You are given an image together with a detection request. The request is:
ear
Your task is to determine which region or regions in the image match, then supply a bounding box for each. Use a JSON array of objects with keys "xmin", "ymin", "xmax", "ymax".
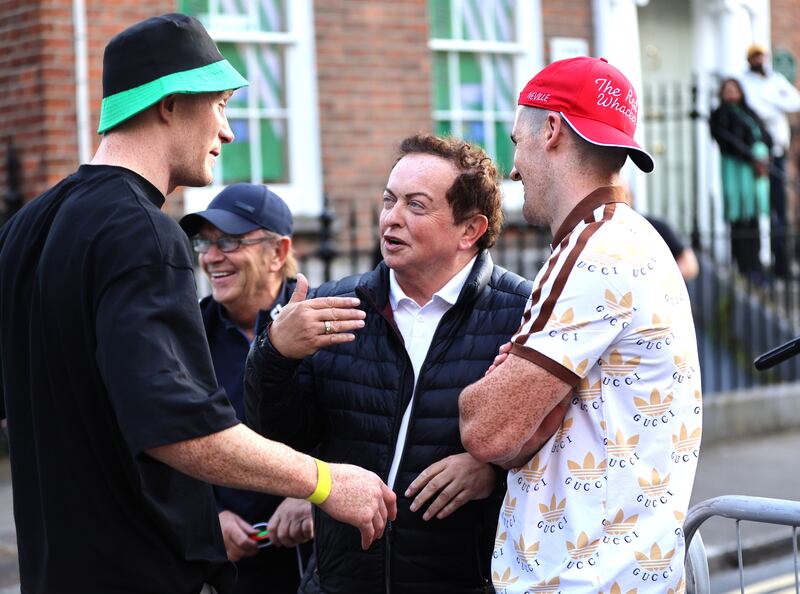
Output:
[
  {"xmin": 543, "ymin": 112, "xmax": 565, "ymax": 151},
  {"xmin": 155, "ymin": 94, "xmax": 179, "ymax": 125},
  {"xmin": 268, "ymin": 237, "xmax": 291, "ymax": 273},
  {"xmin": 459, "ymin": 213, "xmax": 489, "ymax": 251}
]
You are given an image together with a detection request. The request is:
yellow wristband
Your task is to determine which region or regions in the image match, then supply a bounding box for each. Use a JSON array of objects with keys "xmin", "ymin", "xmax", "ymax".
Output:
[{"xmin": 306, "ymin": 458, "xmax": 332, "ymax": 505}]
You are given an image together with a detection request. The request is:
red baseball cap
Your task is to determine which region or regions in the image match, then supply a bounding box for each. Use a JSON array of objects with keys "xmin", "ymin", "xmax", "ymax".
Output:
[{"xmin": 518, "ymin": 56, "xmax": 654, "ymax": 173}]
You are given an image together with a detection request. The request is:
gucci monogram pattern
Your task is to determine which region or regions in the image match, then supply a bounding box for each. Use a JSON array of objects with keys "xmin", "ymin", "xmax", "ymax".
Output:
[{"xmin": 494, "ymin": 199, "xmax": 701, "ymax": 593}]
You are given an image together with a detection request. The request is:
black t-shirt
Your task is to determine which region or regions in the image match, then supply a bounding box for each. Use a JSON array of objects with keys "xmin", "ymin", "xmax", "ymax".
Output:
[
  {"xmin": 645, "ymin": 216, "xmax": 686, "ymax": 259},
  {"xmin": 0, "ymin": 165, "xmax": 239, "ymax": 594}
]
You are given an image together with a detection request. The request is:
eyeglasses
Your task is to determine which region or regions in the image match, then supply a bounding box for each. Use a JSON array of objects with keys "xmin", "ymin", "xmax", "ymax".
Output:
[{"xmin": 192, "ymin": 235, "xmax": 272, "ymax": 254}]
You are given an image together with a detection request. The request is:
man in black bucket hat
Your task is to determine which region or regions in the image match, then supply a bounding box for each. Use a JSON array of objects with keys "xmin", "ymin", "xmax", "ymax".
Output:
[{"xmin": 0, "ymin": 13, "xmax": 394, "ymax": 594}]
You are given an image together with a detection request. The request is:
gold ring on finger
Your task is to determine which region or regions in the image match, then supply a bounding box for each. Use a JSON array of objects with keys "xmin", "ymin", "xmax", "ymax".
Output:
[{"xmin": 324, "ymin": 320, "xmax": 333, "ymax": 335}]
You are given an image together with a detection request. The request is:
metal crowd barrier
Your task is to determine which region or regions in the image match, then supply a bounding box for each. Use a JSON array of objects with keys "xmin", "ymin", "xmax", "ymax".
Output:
[{"xmin": 684, "ymin": 495, "xmax": 800, "ymax": 594}]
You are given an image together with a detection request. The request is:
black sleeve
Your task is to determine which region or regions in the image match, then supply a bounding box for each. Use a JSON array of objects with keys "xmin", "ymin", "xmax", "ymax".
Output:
[
  {"xmin": 0, "ymin": 229, "xmax": 5, "ymax": 421},
  {"xmin": 709, "ymin": 106, "xmax": 753, "ymax": 160},
  {"xmin": 244, "ymin": 325, "xmax": 321, "ymax": 453},
  {"xmin": 0, "ymin": 361, "xmax": 4, "ymax": 421},
  {"xmin": 95, "ymin": 263, "xmax": 239, "ymax": 456},
  {"xmin": 645, "ymin": 217, "xmax": 684, "ymax": 258},
  {"xmin": 744, "ymin": 105, "xmax": 773, "ymax": 150}
]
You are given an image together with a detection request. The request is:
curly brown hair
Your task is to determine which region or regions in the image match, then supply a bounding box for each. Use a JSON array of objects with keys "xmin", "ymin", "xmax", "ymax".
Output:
[{"xmin": 396, "ymin": 133, "xmax": 504, "ymax": 250}]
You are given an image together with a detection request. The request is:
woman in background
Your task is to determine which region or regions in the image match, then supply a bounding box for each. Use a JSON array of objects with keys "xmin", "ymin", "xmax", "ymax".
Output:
[{"xmin": 710, "ymin": 77, "xmax": 772, "ymax": 281}]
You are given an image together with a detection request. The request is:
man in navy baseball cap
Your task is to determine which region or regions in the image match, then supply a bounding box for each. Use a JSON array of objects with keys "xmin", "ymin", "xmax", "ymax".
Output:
[{"xmin": 181, "ymin": 185, "xmax": 308, "ymax": 593}]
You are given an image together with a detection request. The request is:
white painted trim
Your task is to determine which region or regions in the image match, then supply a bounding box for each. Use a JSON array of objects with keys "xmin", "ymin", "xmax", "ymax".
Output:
[
  {"xmin": 482, "ymin": 53, "xmax": 497, "ymax": 157},
  {"xmin": 225, "ymin": 107, "xmax": 290, "ymax": 119},
  {"xmin": 185, "ymin": 0, "xmax": 323, "ymax": 217},
  {"xmin": 183, "ymin": 182, "xmax": 311, "ymax": 215},
  {"xmin": 286, "ymin": 0, "xmax": 323, "ymax": 216},
  {"xmin": 433, "ymin": 109, "xmax": 515, "ymax": 121},
  {"xmin": 428, "ymin": 39, "xmax": 527, "ymax": 54},
  {"xmin": 207, "ymin": 31, "xmax": 297, "ymax": 44},
  {"xmin": 592, "ymin": 0, "xmax": 648, "ymax": 209},
  {"xmin": 689, "ymin": 0, "xmax": 771, "ymax": 261},
  {"xmin": 72, "ymin": 0, "xmax": 91, "ymax": 164},
  {"xmin": 429, "ymin": 0, "xmax": 542, "ymax": 213},
  {"xmin": 515, "ymin": 0, "xmax": 543, "ymax": 75}
]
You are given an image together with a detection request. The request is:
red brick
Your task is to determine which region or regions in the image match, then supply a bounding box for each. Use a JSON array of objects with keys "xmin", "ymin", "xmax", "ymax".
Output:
[{"xmin": 772, "ymin": 0, "xmax": 800, "ymax": 218}]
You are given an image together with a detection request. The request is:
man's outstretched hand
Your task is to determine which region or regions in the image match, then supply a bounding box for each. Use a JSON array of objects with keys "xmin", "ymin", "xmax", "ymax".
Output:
[{"xmin": 320, "ymin": 463, "xmax": 397, "ymax": 550}]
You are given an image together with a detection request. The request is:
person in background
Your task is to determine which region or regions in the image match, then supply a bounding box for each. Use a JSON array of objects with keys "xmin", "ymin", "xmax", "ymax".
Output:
[
  {"xmin": 621, "ymin": 181, "xmax": 700, "ymax": 283},
  {"xmin": 710, "ymin": 77, "xmax": 772, "ymax": 281},
  {"xmin": 740, "ymin": 43, "xmax": 800, "ymax": 279},
  {"xmin": 644, "ymin": 216, "xmax": 699, "ymax": 282},
  {"xmin": 180, "ymin": 183, "xmax": 313, "ymax": 593},
  {"xmin": 245, "ymin": 133, "xmax": 533, "ymax": 594}
]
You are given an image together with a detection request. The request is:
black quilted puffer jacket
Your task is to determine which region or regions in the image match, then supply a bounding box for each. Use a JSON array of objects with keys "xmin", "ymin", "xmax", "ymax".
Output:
[{"xmin": 244, "ymin": 251, "xmax": 532, "ymax": 594}]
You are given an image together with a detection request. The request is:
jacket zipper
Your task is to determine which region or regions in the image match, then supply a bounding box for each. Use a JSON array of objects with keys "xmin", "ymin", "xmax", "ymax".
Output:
[
  {"xmin": 384, "ymin": 326, "xmax": 411, "ymax": 594},
  {"xmin": 357, "ymin": 286, "xmax": 409, "ymax": 594},
  {"xmin": 358, "ymin": 284, "xmax": 471, "ymax": 594},
  {"xmin": 384, "ymin": 304, "xmax": 469, "ymax": 594}
]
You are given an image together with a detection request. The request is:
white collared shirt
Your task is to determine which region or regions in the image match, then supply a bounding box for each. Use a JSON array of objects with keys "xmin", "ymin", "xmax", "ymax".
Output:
[{"xmin": 385, "ymin": 255, "xmax": 477, "ymax": 490}]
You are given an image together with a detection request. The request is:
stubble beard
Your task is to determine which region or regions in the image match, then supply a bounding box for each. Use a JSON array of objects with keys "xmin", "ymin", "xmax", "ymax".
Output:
[
  {"xmin": 522, "ymin": 193, "xmax": 548, "ymax": 228},
  {"xmin": 174, "ymin": 160, "xmax": 213, "ymax": 189},
  {"xmin": 520, "ymin": 170, "xmax": 553, "ymax": 229}
]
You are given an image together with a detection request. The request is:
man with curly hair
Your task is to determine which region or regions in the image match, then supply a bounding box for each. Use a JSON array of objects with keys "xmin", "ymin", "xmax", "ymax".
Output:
[{"xmin": 245, "ymin": 133, "xmax": 533, "ymax": 593}]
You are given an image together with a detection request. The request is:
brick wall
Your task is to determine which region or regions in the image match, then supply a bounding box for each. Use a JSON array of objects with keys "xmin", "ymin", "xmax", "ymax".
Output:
[
  {"xmin": 771, "ymin": 0, "xmax": 800, "ymax": 223},
  {"xmin": 540, "ymin": 0, "xmax": 593, "ymax": 63},
  {"xmin": 771, "ymin": 0, "xmax": 800, "ymax": 92},
  {"xmin": 83, "ymin": 1, "xmax": 178, "ymax": 215},
  {"xmin": 84, "ymin": 1, "xmax": 176, "ymax": 145},
  {"xmin": 314, "ymin": 0, "xmax": 432, "ymax": 250},
  {"xmin": 0, "ymin": 1, "xmax": 173, "ymax": 218},
  {"xmin": 0, "ymin": 0, "xmax": 75, "ymax": 211}
]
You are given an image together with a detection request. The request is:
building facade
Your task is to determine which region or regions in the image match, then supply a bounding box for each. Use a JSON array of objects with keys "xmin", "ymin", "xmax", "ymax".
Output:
[{"xmin": 1, "ymin": 0, "xmax": 798, "ymax": 258}]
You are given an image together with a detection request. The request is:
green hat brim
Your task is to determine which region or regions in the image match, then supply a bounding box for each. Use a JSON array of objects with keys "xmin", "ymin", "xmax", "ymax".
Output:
[{"xmin": 97, "ymin": 59, "xmax": 248, "ymax": 134}]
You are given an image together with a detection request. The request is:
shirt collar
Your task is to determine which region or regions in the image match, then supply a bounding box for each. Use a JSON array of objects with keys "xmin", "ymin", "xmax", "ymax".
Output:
[
  {"xmin": 77, "ymin": 164, "xmax": 165, "ymax": 209},
  {"xmin": 389, "ymin": 254, "xmax": 477, "ymax": 310},
  {"xmin": 551, "ymin": 186, "xmax": 628, "ymax": 248}
]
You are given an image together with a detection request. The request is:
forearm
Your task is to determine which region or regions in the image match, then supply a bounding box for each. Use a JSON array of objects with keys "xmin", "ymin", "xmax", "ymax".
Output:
[
  {"xmin": 460, "ymin": 354, "xmax": 571, "ymax": 464},
  {"xmin": 147, "ymin": 423, "xmax": 317, "ymax": 499},
  {"xmin": 773, "ymin": 77, "xmax": 800, "ymax": 112},
  {"xmin": 244, "ymin": 331, "xmax": 319, "ymax": 450},
  {"xmin": 495, "ymin": 429, "xmax": 554, "ymax": 469},
  {"xmin": 460, "ymin": 376, "xmax": 538, "ymax": 463}
]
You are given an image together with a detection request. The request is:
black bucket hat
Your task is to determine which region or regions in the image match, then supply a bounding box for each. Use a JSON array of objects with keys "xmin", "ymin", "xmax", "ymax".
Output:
[{"xmin": 97, "ymin": 13, "xmax": 248, "ymax": 134}]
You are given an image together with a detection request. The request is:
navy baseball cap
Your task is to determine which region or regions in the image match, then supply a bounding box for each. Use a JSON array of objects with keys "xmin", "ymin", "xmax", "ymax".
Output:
[{"xmin": 180, "ymin": 183, "xmax": 293, "ymax": 237}]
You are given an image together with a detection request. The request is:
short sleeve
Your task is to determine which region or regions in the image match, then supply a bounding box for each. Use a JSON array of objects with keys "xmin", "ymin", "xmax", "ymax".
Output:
[
  {"xmin": 95, "ymin": 262, "xmax": 238, "ymax": 455},
  {"xmin": 510, "ymin": 225, "xmax": 633, "ymax": 386}
]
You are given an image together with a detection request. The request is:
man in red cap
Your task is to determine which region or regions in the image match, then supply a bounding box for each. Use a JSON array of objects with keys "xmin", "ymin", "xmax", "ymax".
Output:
[{"xmin": 459, "ymin": 57, "xmax": 701, "ymax": 592}]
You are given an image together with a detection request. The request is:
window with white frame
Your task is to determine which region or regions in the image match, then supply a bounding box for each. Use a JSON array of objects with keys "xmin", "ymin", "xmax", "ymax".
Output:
[
  {"xmin": 428, "ymin": 0, "xmax": 541, "ymax": 210},
  {"xmin": 179, "ymin": 0, "xmax": 322, "ymax": 216}
]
